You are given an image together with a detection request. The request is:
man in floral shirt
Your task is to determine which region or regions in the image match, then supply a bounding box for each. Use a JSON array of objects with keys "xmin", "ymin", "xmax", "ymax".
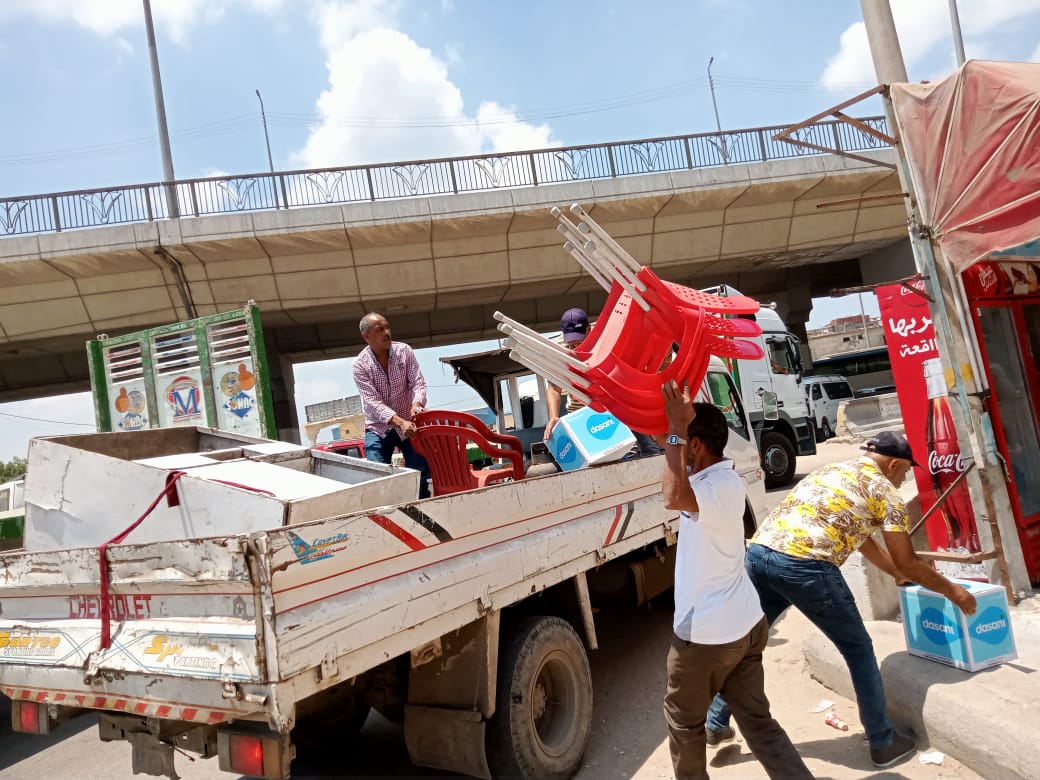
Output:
[
  {"xmin": 705, "ymin": 432, "xmax": 977, "ymax": 770},
  {"xmin": 352, "ymin": 313, "xmax": 431, "ymax": 498}
]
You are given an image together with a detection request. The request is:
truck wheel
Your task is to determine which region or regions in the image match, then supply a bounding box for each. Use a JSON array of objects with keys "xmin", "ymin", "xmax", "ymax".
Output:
[
  {"xmin": 760, "ymin": 431, "xmax": 796, "ymax": 488},
  {"xmin": 293, "ymin": 690, "xmax": 370, "ymax": 754},
  {"xmin": 487, "ymin": 616, "xmax": 593, "ymax": 780},
  {"xmin": 820, "ymin": 419, "xmax": 833, "ymax": 441}
]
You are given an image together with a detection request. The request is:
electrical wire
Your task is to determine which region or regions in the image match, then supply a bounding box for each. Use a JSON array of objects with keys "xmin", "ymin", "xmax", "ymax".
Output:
[
  {"xmin": 0, "ymin": 410, "xmax": 95, "ymax": 427},
  {"xmin": 0, "ymin": 71, "xmax": 878, "ymax": 170}
]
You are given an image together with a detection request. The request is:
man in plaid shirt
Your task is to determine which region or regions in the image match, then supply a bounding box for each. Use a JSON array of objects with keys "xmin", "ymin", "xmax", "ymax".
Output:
[{"xmin": 352, "ymin": 313, "xmax": 431, "ymax": 498}]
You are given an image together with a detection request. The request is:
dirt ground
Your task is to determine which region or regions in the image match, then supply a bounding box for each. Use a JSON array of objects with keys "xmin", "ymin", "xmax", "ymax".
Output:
[
  {"xmin": 571, "ymin": 438, "xmax": 980, "ymax": 779},
  {"xmin": 573, "ymin": 601, "xmax": 979, "ymax": 780}
]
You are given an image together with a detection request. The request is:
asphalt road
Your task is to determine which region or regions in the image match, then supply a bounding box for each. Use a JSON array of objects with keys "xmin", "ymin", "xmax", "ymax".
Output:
[{"xmin": 5, "ymin": 441, "xmax": 976, "ymax": 780}]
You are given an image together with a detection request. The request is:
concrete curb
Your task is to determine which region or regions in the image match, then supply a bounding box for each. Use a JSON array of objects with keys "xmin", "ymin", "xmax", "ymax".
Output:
[{"xmin": 804, "ymin": 619, "xmax": 1038, "ymax": 780}]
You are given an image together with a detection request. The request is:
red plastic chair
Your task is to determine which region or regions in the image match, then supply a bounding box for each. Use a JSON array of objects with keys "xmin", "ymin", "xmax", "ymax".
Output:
[
  {"xmin": 410, "ymin": 423, "xmax": 524, "ymax": 496},
  {"xmin": 414, "ymin": 409, "xmax": 522, "ymax": 453}
]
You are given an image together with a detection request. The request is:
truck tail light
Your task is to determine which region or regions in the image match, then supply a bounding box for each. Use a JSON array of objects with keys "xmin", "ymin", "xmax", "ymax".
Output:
[
  {"xmin": 227, "ymin": 734, "xmax": 264, "ymax": 776},
  {"xmin": 218, "ymin": 729, "xmax": 293, "ymax": 779}
]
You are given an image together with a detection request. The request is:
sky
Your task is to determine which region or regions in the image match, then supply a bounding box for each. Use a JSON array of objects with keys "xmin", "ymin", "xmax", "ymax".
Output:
[{"xmin": 2, "ymin": 0, "xmax": 1040, "ymax": 459}]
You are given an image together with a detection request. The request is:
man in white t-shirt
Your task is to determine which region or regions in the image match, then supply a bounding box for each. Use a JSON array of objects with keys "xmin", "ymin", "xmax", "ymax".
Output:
[{"xmin": 659, "ymin": 380, "xmax": 809, "ymax": 780}]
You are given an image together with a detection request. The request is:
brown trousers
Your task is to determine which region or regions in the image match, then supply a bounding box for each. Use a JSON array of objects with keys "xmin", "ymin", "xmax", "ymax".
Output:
[{"xmin": 663, "ymin": 617, "xmax": 812, "ymax": 780}]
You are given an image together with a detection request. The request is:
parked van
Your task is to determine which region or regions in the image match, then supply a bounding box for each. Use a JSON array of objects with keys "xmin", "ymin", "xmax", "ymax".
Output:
[{"xmin": 803, "ymin": 374, "xmax": 855, "ymax": 441}]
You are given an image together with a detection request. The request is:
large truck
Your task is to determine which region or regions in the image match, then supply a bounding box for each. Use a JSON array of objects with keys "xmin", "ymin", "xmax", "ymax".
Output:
[
  {"xmin": 703, "ymin": 285, "xmax": 817, "ymax": 488},
  {"xmin": 0, "ymin": 354, "xmax": 764, "ymax": 780}
]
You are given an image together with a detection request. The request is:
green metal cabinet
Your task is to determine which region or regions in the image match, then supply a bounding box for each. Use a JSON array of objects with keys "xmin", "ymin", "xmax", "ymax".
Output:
[{"xmin": 87, "ymin": 304, "xmax": 276, "ymax": 438}]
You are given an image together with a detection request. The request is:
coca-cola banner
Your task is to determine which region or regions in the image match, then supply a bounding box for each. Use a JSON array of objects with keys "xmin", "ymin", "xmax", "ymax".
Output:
[{"xmin": 876, "ymin": 282, "xmax": 985, "ymax": 578}]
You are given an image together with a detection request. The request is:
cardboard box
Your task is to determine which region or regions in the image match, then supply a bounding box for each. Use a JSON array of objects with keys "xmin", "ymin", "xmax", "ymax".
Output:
[
  {"xmin": 548, "ymin": 406, "xmax": 636, "ymax": 471},
  {"xmin": 899, "ymin": 579, "xmax": 1017, "ymax": 672}
]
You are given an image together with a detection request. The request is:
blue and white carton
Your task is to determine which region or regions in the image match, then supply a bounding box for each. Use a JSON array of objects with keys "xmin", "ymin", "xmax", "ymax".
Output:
[
  {"xmin": 548, "ymin": 406, "xmax": 636, "ymax": 472},
  {"xmin": 898, "ymin": 578, "xmax": 1017, "ymax": 672}
]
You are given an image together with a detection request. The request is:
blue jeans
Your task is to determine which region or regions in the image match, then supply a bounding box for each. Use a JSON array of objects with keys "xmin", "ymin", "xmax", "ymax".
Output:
[
  {"xmin": 706, "ymin": 543, "xmax": 894, "ymax": 749},
  {"xmin": 365, "ymin": 429, "xmax": 431, "ymax": 499}
]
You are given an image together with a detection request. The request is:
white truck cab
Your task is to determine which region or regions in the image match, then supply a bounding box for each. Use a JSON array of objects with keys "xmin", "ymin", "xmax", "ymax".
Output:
[{"xmin": 701, "ymin": 286, "xmax": 817, "ymax": 488}]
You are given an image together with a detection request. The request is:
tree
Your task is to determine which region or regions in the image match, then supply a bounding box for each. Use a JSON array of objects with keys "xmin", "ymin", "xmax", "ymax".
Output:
[{"xmin": 0, "ymin": 457, "xmax": 26, "ymax": 483}]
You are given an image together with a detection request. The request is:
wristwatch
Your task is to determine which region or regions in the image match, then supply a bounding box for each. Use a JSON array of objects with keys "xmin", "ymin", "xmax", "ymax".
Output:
[{"xmin": 666, "ymin": 433, "xmax": 688, "ymax": 446}]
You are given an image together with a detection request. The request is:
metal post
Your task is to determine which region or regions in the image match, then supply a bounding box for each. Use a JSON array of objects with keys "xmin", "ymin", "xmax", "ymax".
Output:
[
  {"xmin": 859, "ymin": 0, "xmax": 1030, "ymax": 595},
  {"xmin": 142, "ymin": 0, "xmax": 179, "ymax": 218},
  {"xmin": 857, "ymin": 292, "xmax": 869, "ymax": 345},
  {"xmin": 948, "ymin": 0, "xmax": 967, "ymax": 66},
  {"xmin": 255, "ymin": 89, "xmax": 279, "ymax": 208},
  {"xmin": 707, "ymin": 57, "xmax": 729, "ymax": 163}
]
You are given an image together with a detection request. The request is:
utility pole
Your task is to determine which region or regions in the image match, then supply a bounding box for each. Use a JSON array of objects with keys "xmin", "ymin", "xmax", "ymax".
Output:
[
  {"xmin": 857, "ymin": 293, "xmax": 870, "ymax": 345},
  {"xmin": 707, "ymin": 57, "xmax": 729, "ymax": 163},
  {"xmin": 947, "ymin": 0, "xmax": 967, "ymax": 66},
  {"xmin": 255, "ymin": 89, "xmax": 279, "ymax": 208},
  {"xmin": 859, "ymin": 0, "xmax": 1030, "ymax": 593},
  {"xmin": 142, "ymin": 0, "xmax": 178, "ymax": 218}
]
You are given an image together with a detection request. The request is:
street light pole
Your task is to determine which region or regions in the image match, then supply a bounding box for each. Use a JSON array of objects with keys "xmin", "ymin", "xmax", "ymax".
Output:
[
  {"xmin": 255, "ymin": 89, "xmax": 280, "ymax": 208},
  {"xmin": 707, "ymin": 57, "xmax": 729, "ymax": 163},
  {"xmin": 142, "ymin": 0, "xmax": 178, "ymax": 217},
  {"xmin": 947, "ymin": 0, "xmax": 967, "ymax": 66},
  {"xmin": 255, "ymin": 90, "xmax": 276, "ymax": 176},
  {"xmin": 859, "ymin": 0, "xmax": 1029, "ymax": 594}
]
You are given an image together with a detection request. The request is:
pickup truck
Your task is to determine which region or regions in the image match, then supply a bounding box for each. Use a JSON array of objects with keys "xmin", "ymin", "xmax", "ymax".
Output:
[{"xmin": 0, "ymin": 353, "xmax": 764, "ymax": 780}]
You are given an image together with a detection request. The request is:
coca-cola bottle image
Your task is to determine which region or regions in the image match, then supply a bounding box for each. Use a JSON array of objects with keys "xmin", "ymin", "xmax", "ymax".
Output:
[{"xmin": 923, "ymin": 358, "xmax": 980, "ymax": 553}]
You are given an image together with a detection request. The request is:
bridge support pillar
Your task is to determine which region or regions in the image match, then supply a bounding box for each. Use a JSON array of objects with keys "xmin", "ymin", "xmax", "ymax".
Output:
[
  {"xmin": 266, "ymin": 350, "xmax": 301, "ymax": 444},
  {"xmin": 770, "ymin": 283, "xmax": 813, "ymax": 343}
]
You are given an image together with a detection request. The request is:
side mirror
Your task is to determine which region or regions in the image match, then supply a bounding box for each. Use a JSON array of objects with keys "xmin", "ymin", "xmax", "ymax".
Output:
[{"xmin": 761, "ymin": 391, "xmax": 780, "ymax": 421}]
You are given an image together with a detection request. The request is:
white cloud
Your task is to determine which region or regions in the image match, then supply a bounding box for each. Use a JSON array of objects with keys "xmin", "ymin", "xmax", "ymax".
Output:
[
  {"xmin": 1030, "ymin": 41, "xmax": 1040, "ymax": 62},
  {"xmin": 0, "ymin": 0, "xmax": 288, "ymax": 42},
  {"xmin": 295, "ymin": 21, "xmax": 556, "ymax": 169},
  {"xmin": 821, "ymin": 0, "xmax": 1040, "ymax": 87},
  {"xmin": 310, "ymin": 0, "xmax": 399, "ymax": 51}
]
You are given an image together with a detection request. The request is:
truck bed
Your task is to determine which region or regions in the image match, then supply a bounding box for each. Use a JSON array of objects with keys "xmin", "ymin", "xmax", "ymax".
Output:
[{"xmin": 0, "ymin": 456, "xmax": 672, "ymax": 732}]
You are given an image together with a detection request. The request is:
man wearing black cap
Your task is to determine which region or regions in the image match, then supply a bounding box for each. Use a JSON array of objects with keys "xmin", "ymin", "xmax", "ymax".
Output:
[{"xmin": 705, "ymin": 431, "xmax": 978, "ymax": 769}]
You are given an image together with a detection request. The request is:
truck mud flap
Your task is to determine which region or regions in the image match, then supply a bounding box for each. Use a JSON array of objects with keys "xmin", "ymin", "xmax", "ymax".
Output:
[{"xmin": 404, "ymin": 704, "xmax": 491, "ymax": 780}]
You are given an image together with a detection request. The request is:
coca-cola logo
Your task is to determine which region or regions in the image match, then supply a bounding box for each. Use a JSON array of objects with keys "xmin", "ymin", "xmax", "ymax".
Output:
[
  {"xmin": 975, "ymin": 264, "xmax": 998, "ymax": 294},
  {"xmin": 898, "ymin": 280, "xmax": 929, "ymax": 308},
  {"xmin": 929, "ymin": 450, "xmax": 967, "ymax": 475}
]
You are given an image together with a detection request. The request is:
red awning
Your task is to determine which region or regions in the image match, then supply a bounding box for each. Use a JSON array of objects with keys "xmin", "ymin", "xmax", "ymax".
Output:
[{"xmin": 890, "ymin": 61, "xmax": 1040, "ymax": 274}]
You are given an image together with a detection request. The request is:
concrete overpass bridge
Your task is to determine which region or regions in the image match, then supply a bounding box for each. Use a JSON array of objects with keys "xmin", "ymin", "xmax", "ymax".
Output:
[{"xmin": 0, "ymin": 116, "xmax": 911, "ymax": 434}]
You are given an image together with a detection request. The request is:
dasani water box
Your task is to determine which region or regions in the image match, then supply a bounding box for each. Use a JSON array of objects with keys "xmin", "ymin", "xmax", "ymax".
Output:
[
  {"xmin": 548, "ymin": 406, "xmax": 636, "ymax": 471},
  {"xmin": 898, "ymin": 578, "xmax": 1017, "ymax": 672}
]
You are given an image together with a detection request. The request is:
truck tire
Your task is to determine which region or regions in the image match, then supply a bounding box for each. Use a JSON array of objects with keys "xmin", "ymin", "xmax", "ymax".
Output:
[
  {"xmin": 820, "ymin": 419, "xmax": 833, "ymax": 441},
  {"xmin": 487, "ymin": 616, "xmax": 593, "ymax": 780},
  {"xmin": 760, "ymin": 431, "xmax": 796, "ymax": 489},
  {"xmin": 293, "ymin": 691, "xmax": 370, "ymax": 754}
]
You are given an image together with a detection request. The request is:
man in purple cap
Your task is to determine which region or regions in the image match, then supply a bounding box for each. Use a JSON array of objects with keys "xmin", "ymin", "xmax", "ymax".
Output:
[
  {"xmin": 543, "ymin": 308, "xmax": 590, "ymax": 440},
  {"xmin": 705, "ymin": 430, "xmax": 978, "ymax": 769}
]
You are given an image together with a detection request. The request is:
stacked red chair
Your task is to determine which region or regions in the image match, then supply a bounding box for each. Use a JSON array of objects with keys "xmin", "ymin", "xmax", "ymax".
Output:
[
  {"xmin": 411, "ymin": 410, "xmax": 525, "ymax": 496},
  {"xmin": 495, "ymin": 203, "xmax": 764, "ymax": 435}
]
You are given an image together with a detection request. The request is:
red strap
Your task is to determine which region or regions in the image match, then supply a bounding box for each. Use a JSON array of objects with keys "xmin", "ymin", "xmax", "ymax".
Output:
[
  {"xmin": 207, "ymin": 479, "xmax": 276, "ymax": 497},
  {"xmin": 98, "ymin": 471, "xmax": 185, "ymax": 650}
]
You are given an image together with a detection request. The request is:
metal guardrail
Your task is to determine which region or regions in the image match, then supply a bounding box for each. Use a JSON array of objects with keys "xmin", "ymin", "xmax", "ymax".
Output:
[{"xmin": 0, "ymin": 116, "xmax": 890, "ymax": 238}]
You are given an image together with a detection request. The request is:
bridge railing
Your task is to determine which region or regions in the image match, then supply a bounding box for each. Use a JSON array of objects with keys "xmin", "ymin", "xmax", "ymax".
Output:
[{"xmin": 0, "ymin": 116, "xmax": 890, "ymax": 237}]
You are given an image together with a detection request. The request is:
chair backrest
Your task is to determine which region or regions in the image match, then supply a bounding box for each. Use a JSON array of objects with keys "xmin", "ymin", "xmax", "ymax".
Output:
[
  {"xmin": 414, "ymin": 410, "xmax": 523, "ymax": 453},
  {"xmin": 410, "ymin": 423, "xmax": 524, "ymax": 496}
]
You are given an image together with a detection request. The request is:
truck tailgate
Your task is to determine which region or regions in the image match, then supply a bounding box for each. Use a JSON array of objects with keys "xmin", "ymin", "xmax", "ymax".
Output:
[{"xmin": 0, "ymin": 536, "xmax": 269, "ymax": 723}]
